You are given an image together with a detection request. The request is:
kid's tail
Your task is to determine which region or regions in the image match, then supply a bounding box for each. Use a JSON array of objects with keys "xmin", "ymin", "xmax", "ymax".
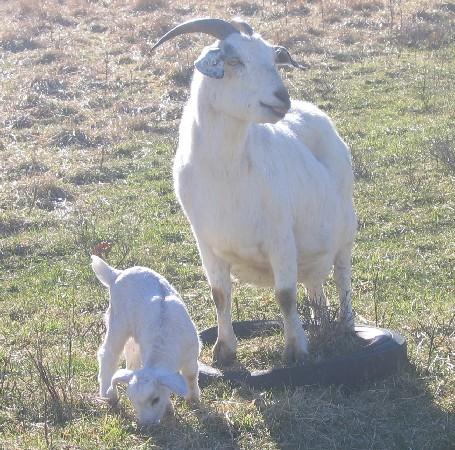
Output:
[{"xmin": 91, "ymin": 255, "xmax": 121, "ymax": 288}]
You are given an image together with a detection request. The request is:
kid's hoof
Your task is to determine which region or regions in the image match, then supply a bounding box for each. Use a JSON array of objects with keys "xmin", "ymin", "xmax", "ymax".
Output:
[{"xmin": 102, "ymin": 388, "xmax": 119, "ymax": 406}]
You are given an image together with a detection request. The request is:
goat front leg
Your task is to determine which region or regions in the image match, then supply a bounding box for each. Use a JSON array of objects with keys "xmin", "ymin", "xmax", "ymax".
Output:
[
  {"xmin": 198, "ymin": 242, "xmax": 237, "ymax": 366},
  {"xmin": 98, "ymin": 309, "xmax": 129, "ymax": 403},
  {"xmin": 334, "ymin": 246, "xmax": 355, "ymax": 330},
  {"xmin": 181, "ymin": 358, "xmax": 200, "ymax": 403},
  {"xmin": 271, "ymin": 242, "xmax": 308, "ymax": 365}
]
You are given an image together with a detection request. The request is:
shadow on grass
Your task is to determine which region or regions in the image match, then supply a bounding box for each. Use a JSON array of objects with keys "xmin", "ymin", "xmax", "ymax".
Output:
[
  {"xmin": 111, "ymin": 393, "xmax": 242, "ymax": 449},
  {"xmin": 245, "ymin": 365, "xmax": 454, "ymax": 450}
]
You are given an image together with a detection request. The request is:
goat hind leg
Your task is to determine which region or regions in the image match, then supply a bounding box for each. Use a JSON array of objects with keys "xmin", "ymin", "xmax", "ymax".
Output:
[
  {"xmin": 334, "ymin": 247, "xmax": 354, "ymax": 329},
  {"xmin": 181, "ymin": 358, "xmax": 200, "ymax": 403},
  {"xmin": 271, "ymin": 244, "xmax": 308, "ymax": 365}
]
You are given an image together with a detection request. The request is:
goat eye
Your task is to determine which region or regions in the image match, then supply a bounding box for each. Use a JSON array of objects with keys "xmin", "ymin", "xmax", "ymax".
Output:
[
  {"xmin": 226, "ymin": 57, "xmax": 242, "ymax": 66},
  {"xmin": 150, "ymin": 397, "xmax": 160, "ymax": 406}
]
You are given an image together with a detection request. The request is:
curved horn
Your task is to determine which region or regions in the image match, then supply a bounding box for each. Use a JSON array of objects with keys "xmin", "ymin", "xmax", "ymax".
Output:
[{"xmin": 151, "ymin": 18, "xmax": 240, "ymax": 52}]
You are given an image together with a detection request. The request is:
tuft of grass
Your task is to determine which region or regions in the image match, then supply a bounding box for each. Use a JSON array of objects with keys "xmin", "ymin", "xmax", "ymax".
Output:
[
  {"xmin": 90, "ymin": 23, "xmax": 108, "ymax": 34},
  {"xmin": 0, "ymin": 35, "xmax": 40, "ymax": 53},
  {"xmin": 350, "ymin": 0, "xmax": 383, "ymax": 13},
  {"xmin": 66, "ymin": 165, "xmax": 130, "ymax": 186},
  {"xmin": 25, "ymin": 173, "xmax": 74, "ymax": 210},
  {"xmin": 127, "ymin": 117, "xmax": 154, "ymax": 133},
  {"xmin": 36, "ymin": 50, "xmax": 61, "ymax": 65},
  {"xmin": 430, "ymin": 135, "xmax": 455, "ymax": 174},
  {"xmin": 6, "ymin": 114, "xmax": 34, "ymax": 129},
  {"xmin": 51, "ymin": 128, "xmax": 101, "ymax": 148},
  {"xmin": 132, "ymin": 0, "xmax": 167, "ymax": 12},
  {"xmin": 229, "ymin": 1, "xmax": 261, "ymax": 17},
  {"xmin": 31, "ymin": 77, "xmax": 67, "ymax": 96}
]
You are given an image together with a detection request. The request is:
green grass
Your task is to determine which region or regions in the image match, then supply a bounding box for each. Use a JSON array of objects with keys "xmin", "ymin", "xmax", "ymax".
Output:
[{"xmin": 1, "ymin": 0, "xmax": 454, "ymax": 448}]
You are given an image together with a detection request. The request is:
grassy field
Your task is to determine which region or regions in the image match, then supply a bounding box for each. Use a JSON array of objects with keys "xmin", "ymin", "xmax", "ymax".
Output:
[{"xmin": 1, "ymin": 0, "xmax": 454, "ymax": 448}]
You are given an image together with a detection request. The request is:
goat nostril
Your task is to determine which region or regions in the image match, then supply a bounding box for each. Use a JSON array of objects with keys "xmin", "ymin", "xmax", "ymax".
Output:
[{"xmin": 274, "ymin": 89, "xmax": 291, "ymax": 108}]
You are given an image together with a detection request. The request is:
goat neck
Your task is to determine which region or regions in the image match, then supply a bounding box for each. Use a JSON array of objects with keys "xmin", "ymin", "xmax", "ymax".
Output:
[{"xmin": 189, "ymin": 73, "xmax": 250, "ymax": 166}]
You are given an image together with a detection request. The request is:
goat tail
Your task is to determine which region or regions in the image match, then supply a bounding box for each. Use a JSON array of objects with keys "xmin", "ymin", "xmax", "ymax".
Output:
[{"xmin": 91, "ymin": 255, "xmax": 121, "ymax": 288}]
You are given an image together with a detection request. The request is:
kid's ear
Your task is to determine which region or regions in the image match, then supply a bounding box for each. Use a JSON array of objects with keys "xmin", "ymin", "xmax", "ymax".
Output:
[
  {"xmin": 111, "ymin": 368, "xmax": 134, "ymax": 386},
  {"xmin": 157, "ymin": 372, "xmax": 188, "ymax": 397},
  {"xmin": 195, "ymin": 47, "xmax": 225, "ymax": 79}
]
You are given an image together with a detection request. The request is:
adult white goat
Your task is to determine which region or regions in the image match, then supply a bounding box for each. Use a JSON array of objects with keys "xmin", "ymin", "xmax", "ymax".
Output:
[{"xmin": 152, "ymin": 18, "xmax": 357, "ymax": 366}]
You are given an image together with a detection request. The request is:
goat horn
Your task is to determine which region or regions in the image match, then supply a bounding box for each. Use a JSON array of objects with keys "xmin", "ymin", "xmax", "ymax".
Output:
[{"xmin": 151, "ymin": 18, "xmax": 240, "ymax": 52}]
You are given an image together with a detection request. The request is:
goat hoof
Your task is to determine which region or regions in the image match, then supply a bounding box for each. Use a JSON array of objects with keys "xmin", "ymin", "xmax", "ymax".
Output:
[
  {"xmin": 282, "ymin": 344, "xmax": 307, "ymax": 366},
  {"xmin": 186, "ymin": 393, "xmax": 201, "ymax": 405},
  {"xmin": 344, "ymin": 318, "xmax": 356, "ymax": 331},
  {"xmin": 212, "ymin": 340, "xmax": 236, "ymax": 367}
]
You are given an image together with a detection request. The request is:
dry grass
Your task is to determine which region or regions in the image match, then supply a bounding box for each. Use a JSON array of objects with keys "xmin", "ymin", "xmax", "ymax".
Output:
[{"xmin": 0, "ymin": 0, "xmax": 454, "ymax": 448}]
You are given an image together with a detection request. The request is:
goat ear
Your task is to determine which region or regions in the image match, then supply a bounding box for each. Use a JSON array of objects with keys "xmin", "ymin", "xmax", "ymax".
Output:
[
  {"xmin": 157, "ymin": 372, "xmax": 188, "ymax": 397},
  {"xmin": 231, "ymin": 18, "xmax": 254, "ymax": 36},
  {"xmin": 111, "ymin": 368, "xmax": 134, "ymax": 386},
  {"xmin": 195, "ymin": 47, "xmax": 224, "ymax": 79},
  {"xmin": 274, "ymin": 46, "xmax": 305, "ymax": 69}
]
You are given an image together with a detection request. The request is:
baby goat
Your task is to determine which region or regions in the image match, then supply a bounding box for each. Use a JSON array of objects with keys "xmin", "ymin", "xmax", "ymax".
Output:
[
  {"xmin": 152, "ymin": 19, "xmax": 357, "ymax": 366},
  {"xmin": 92, "ymin": 255, "xmax": 200, "ymax": 425}
]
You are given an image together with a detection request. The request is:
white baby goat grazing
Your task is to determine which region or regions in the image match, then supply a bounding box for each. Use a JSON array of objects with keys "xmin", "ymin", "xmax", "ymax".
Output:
[
  {"xmin": 91, "ymin": 255, "xmax": 200, "ymax": 425},
  {"xmin": 152, "ymin": 19, "xmax": 357, "ymax": 366}
]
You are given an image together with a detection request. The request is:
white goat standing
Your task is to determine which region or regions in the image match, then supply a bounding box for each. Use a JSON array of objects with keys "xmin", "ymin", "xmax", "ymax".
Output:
[
  {"xmin": 92, "ymin": 255, "xmax": 200, "ymax": 425},
  {"xmin": 152, "ymin": 19, "xmax": 357, "ymax": 366}
]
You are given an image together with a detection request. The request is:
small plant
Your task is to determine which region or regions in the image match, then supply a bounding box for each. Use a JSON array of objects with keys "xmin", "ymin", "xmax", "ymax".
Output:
[
  {"xmin": 300, "ymin": 295, "xmax": 363, "ymax": 363},
  {"xmin": 415, "ymin": 309, "xmax": 455, "ymax": 373},
  {"xmin": 350, "ymin": 146, "xmax": 374, "ymax": 181},
  {"xmin": 431, "ymin": 135, "xmax": 455, "ymax": 174},
  {"xmin": 27, "ymin": 348, "xmax": 70, "ymax": 424},
  {"xmin": 417, "ymin": 69, "xmax": 433, "ymax": 111}
]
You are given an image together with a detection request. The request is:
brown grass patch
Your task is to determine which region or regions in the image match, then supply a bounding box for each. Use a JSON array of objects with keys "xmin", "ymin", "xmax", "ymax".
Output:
[
  {"xmin": 6, "ymin": 115, "xmax": 34, "ymax": 129},
  {"xmin": 30, "ymin": 77, "xmax": 68, "ymax": 97},
  {"xmin": 66, "ymin": 165, "xmax": 130, "ymax": 186},
  {"xmin": 50, "ymin": 129, "xmax": 101, "ymax": 148},
  {"xmin": 132, "ymin": 0, "xmax": 167, "ymax": 12},
  {"xmin": 25, "ymin": 173, "xmax": 74, "ymax": 210},
  {"xmin": 0, "ymin": 35, "xmax": 40, "ymax": 53}
]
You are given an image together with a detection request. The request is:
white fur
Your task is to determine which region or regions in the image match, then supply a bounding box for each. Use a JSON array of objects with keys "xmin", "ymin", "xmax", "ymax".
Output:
[
  {"xmin": 91, "ymin": 255, "xmax": 200, "ymax": 425},
  {"xmin": 172, "ymin": 29, "xmax": 357, "ymax": 364}
]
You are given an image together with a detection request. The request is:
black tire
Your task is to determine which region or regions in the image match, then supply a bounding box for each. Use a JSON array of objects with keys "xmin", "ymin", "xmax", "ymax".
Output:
[{"xmin": 198, "ymin": 320, "xmax": 408, "ymax": 389}]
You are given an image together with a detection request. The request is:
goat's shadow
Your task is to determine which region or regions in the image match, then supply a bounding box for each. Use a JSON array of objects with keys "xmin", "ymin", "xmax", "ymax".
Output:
[
  {"xmin": 85, "ymin": 363, "xmax": 454, "ymax": 450},
  {"xmin": 231, "ymin": 364, "xmax": 455, "ymax": 450}
]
